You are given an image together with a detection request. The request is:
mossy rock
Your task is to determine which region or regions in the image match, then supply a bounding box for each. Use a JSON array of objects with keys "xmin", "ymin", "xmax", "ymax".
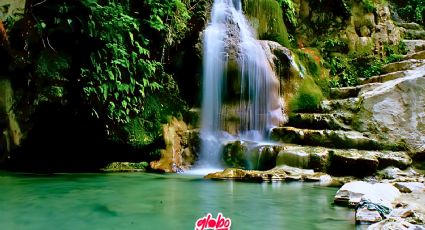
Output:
[
  {"xmin": 222, "ymin": 141, "xmax": 249, "ymax": 169},
  {"xmin": 327, "ymin": 149, "xmax": 379, "ymax": 176},
  {"xmin": 243, "ymin": 0, "xmax": 290, "ymax": 47},
  {"xmin": 289, "ymin": 76, "xmax": 324, "ymax": 112},
  {"xmin": 102, "ymin": 162, "xmax": 148, "ymax": 172}
]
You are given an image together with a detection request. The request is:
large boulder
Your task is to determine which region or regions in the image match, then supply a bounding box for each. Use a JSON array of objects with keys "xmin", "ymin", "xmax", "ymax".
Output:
[
  {"xmin": 356, "ymin": 64, "xmax": 425, "ymax": 155},
  {"xmin": 334, "ymin": 181, "xmax": 400, "ymax": 208}
]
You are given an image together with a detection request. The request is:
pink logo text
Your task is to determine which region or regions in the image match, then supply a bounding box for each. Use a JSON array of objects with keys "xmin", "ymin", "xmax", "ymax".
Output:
[{"xmin": 195, "ymin": 213, "xmax": 232, "ymax": 230}]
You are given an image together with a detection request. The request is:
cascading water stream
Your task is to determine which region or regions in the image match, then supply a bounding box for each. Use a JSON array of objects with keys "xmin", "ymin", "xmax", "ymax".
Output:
[{"xmin": 195, "ymin": 0, "xmax": 284, "ymax": 170}]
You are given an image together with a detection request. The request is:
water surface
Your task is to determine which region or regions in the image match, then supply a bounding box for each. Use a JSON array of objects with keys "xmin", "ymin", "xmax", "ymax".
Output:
[{"xmin": 0, "ymin": 172, "xmax": 355, "ymax": 229}]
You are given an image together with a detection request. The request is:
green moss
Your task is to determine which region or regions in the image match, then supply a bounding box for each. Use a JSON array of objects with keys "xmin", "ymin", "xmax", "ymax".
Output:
[
  {"xmin": 243, "ymin": 0, "xmax": 290, "ymax": 47},
  {"xmin": 102, "ymin": 162, "xmax": 148, "ymax": 172},
  {"xmin": 276, "ymin": 0, "xmax": 297, "ymax": 29},
  {"xmin": 361, "ymin": 0, "xmax": 376, "ymax": 13},
  {"xmin": 294, "ymin": 49, "xmax": 330, "ymax": 96},
  {"xmin": 289, "ymin": 77, "xmax": 324, "ymax": 112}
]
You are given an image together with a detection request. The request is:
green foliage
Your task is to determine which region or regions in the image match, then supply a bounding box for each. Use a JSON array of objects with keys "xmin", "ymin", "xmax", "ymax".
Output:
[
  {"xmin": 384, "ymin": 41, "xmax": 408, "ymax": 56},
  {"xmin": 295, "ymin": 49, "xmax": 330, "ymax": 96},
  {"xmin": 142, "ymin": 0, "xmax": 191, "ymax": 48},
  {"xmin": 290, "ymin": 77, "xmax": 324, "ymax": 112},
  {"xmin": 325, "ymin": 56, "xmax": 358, "ymax": 87},
  {"xmin": 322, "ymin": 38, "xmax": 349, "ymax": 53},
  {"xmin": 297, "ymin": 52, "xmax": 320, "ymax": 78},
  {"xmin": 352, "ymin": 57, "xmax": 383, "ymax": 79},
  {"xmin": 394, "ymin": 0, "xmax": 425, "ymax": 25},
  {"xmin": 103, "ymin": 162, "xmax": 149, "ymax": 171},
  {"xmin": 323, "ymin": 38, "xmax": 408, "ymax": 87},
  {"xmin": 35, "ymin": 51, "xmax": 71, "ymax": 80},
  {"xmin": 362, "ymin": 0, "xmax": 376, "ymax": 13},
  {"xmin": 276, "ymin": 0, "xmax": 297, "ymax": 28},
  {"xmin": 124, "ymin": 72, "xmax": 185, "ymax": 146},
  {"xmin": 81, "ymin": 2, "xmax": 162, "ymax": 125},
  {"xmin": 308, "ymin": 0, "xmax": 351, "ymax": 19}
]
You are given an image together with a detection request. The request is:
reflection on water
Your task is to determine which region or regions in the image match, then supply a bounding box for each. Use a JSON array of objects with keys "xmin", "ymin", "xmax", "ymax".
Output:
[{"xmin": 0, "ymin": 172, "xmax": 355, "ymax": 229}]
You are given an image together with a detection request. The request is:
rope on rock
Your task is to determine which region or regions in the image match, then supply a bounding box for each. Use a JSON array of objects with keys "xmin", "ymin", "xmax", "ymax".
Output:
[{"xmin": 355, "ymin": 199, "xmax": 392, "ymax": 219}]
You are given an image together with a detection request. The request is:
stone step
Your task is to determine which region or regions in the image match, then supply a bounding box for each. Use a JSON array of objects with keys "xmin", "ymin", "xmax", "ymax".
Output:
[
  {"xmin": 287, "ymin": 112, "xmax": 353, "ymax": 131},
  {"xmin": 330, "ymin": 83, "xmax": 382, "ymax": 99},
  {"xmin": 362, "ymin": 70, "xmax": 407, "ymax": 84},
  {"xmin": 403, "ymin": 40, "xmax": 425, "ymax": 54},
  {"xmin": 275, "ymin": 145, "xmax": 411, "ymax": 175},
  {"xmin": 402, "ymin": 50, "xmax": 425, "ymax": 60},
  {"xmin": 381, "ymin": 59, "xmax": 425, "ymax": 74},
  {"xmin": 403, "ymin": 29, "xmax": 425, "ymax": 40},
  {"xmin": 319, "ymin": 98, "xmax": 361, "ymax": 113},
  {"xmin": 270, "ymin": 127, "xmax": 406, "ymax": 151},
  {"xmin": 396, "ymin": 22, "xmax": 422, "ymax": 30}
]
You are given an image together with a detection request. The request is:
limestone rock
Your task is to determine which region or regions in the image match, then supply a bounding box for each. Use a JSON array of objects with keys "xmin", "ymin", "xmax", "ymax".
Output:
[
  {"xmin": 403, "ymin": 40, "xmax": 425, "ymax": 54},
  {"xmin": 396, "ymin": 22, "xmax": 423, "ymax": 30},
  {"xmin": 319, "ymin": 98, "xmax": 361, "ymax": 113},
  {"xmin": 288, "ymin": 112, "xmax": 353, "ymax": 131},
  {"xmin": 389, "ymin": 208, "xmax": 414, "ymax": 218},
  {"xmin": 362, "ymin": 71, "xmax": 408, "ymax": 84},
  {"xmin": 329, "ymin": 150, "xmax": 379, "ymax": 176},
  {"xmin": 253, "ymin": 145, "xmax": 282, "ymax": 170},
  {"xmin": 356, "ymin": 207, "xmax": 383, "ymax": 224},
  {"xmin": 357, "ymin": 64, "xmax": 425, "ymax": 154},
  {"xmin": 271, "ymin": 127, "xmax": 399, "ymax": 151},
  {"xmin": 276, "ymin": 146, "xmax": 311, "ymax": 169},
  {"xmin": 381, "ymin": 59, "xmax": 425, "ymax": 74},
  {"xmin": 260, "ymin": 40, "xmax": 305, "ymax": 120},
  {"xmin": 378, "ymin": 167, "xmax": 418, "ymax": 180},
  {"xmin": 223, "ymin": 141, "xmax": 283, "ymax": 170},
  {"xmin": 376, "ymin": 151, "xmax": 412, "ymax": 170},
  {"xmin": 150, "ymin": 118, "xmax": 198, "ymax": 172},
  {"xmin": 394, "ymin": 182, "xmax": 425, "ymax": 193},
  {"xmin": 0, "ymin": 0, "xmax": 25, "ymax": 21},
  {"xmin": 205, "ymin": 165, "xmax": 328, "ymax": 182},
  {"xmin": 403, "ymin": 51, "xmax": 425, "ymax": 60},
  {"xmin": 368, "ymin": 217, "xmax": 425, "ymax": 230},
  {"xmin": 334, "ymin": 181, "xmax": 400, "ymax": 208}
]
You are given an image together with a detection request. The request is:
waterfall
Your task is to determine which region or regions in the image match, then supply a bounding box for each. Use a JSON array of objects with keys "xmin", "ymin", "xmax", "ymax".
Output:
[{"xmin": 197, "ymin": 0, "xmax": 283, "ymax": 169}]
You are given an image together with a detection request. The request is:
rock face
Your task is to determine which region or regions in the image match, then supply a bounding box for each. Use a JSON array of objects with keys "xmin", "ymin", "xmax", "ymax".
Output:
[
  {"xmin": 368, "ymin": 217, "xmax": 425, "ymax": 230},
  {"xmin": 150, "ymin": 118, "xmax": 199, "ymax": 173},
  {"xmin": 260, "ymin": 40, "xmax": 303, "ymax": 120},
  {"xmin": 0, "ymin": 0, "xmax": 25, "ymax": 21},
  {"xmin": 204, "ymin": 165, "xmax": 329, "ymax": 182},
  {"xmin": 0, "ymin": 79, "xmax": 22, "ymax": 164},
  {"xmin": 222, "ymin": 140, "xmax": 282, "ymax": 170},
  {"xmin": 356, "ymin": 64, "xmax": 425, "ymax": 154}
]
